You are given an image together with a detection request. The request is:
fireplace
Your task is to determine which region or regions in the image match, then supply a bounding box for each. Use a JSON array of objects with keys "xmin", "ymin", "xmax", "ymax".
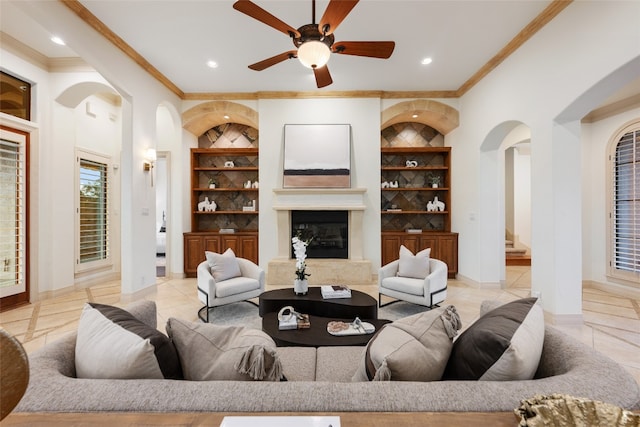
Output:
[
  {"xmin": 291, "ymin": 210, "xmax": 348, "ymax": 259},
  {"xmin": 268, "ymin": 188, "xmax": 372, "ymax": 285}
]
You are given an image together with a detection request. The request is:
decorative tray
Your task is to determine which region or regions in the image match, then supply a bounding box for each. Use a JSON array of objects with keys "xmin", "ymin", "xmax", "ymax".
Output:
[{"xmin": 327, "ymin": 319, "xmax": 376, "ymax": 336}]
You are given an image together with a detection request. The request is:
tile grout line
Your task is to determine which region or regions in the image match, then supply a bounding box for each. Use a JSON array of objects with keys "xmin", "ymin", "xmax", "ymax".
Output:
[
  {"xmin": 631, "ymin": 298, "xmax": 640, "ymax": 320},
  {"xmin": 86, "ymin": 287, "xmax": 94, "ymax": 303},
  {"xmin": 24, "ymin": 302, "xmax": 40, "ymax": 342}
]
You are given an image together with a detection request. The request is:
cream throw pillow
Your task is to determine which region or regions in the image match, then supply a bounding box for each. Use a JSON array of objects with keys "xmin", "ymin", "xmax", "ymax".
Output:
[
  {"xmin": 352, "ymin": 305, "xmax": 461, "ymax": 382},
  {"xmin": 166, "ymin": 318, "xmax": 284, "ymax": 381},
  {"xmin": 397, "ymin": 245, "xmax": 431, "ymax": 279},
  {"xmin": 205, "ymin": 248, "xmax": 241, "ymax": 282}
]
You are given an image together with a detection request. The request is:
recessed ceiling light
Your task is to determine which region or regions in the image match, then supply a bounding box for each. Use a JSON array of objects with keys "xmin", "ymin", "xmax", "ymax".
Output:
[
  {"xmin": 207, "ymin": 60, "xmax": 218, "ymax": 69},
  {"xmin": 51, "ymin": 36, "xmax": 65, "ymax": 46},
  {"xmin": 412, "ymin": 114, "xmax": 418, "ymax": 119},
  {"xmin": 223, "ymin": 115, "xmax": 230, "ymax": 120},
  {"xmin": 421, "ymin": 57, "xmax": 433, "ymax": 65}
]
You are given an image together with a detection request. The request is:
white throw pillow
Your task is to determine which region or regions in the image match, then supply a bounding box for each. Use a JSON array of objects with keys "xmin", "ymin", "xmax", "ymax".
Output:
[
  {"xmin": 397, "ymin": 245, "xmax": 431, "ymax": 279},
  {"xmin": 206, "ymin": 248, "xmax": 241, "ymax": 282}
]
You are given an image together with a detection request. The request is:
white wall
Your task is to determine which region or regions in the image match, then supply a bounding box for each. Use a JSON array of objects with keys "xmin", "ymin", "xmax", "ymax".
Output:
[
  {"xmin": 257, "ymin": 98, "xmax": 382, "ymax": 272},
  {"xmin": 449, "ymin": 1, "xmax": 640, "ymax": 317},
  {"xmin": 582, "ymin": 107, "xmax": 640, "ymax": 292}
]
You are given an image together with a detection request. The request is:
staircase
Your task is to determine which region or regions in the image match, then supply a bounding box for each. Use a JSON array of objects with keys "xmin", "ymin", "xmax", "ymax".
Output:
[{"xmin": 505, "ymin": 239, "xmax": 531, "ymax": 266}]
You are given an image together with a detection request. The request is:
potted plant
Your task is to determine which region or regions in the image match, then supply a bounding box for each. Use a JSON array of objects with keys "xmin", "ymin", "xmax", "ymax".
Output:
[
  {"xmin": 427, "ymin": 174, "xmax": 441, "ymax": 188},
  {"xmin": 208, "ymin": 176, "xmax": 216, "ymax": 189}
]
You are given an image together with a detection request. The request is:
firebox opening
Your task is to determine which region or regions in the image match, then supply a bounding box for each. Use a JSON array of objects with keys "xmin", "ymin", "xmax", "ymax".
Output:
[{"xmin": 291, "ymin": 210, "xmax": 348, "ymax": 259}]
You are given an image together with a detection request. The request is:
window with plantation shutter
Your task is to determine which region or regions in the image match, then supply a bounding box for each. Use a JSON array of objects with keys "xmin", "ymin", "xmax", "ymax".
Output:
[
  {"xmin": 0, "ymin": 136, "xmax": 26, "ymax": 295},
  {"xmin": 610, "ymin": 126, "xmax": 639, "ymax": 283},
  {"xmin": 76, "ymin": 150, "xmax": 111, "ymax": 272}
]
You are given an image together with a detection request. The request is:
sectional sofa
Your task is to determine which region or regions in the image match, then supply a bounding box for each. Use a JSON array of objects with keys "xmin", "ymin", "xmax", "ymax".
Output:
[{"xmin": 15, "ymin": 300, "xmax": 640, "ymax": 413}]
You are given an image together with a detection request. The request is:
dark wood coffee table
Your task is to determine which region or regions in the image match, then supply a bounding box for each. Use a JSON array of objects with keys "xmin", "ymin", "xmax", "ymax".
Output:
[
  {"xmin": 262, "ymin": 312, "xmax": 390, "ymax": 347},
  {"xmin": 259, "ymin": 287, "xmax": 385, "ymax": 347},
  {"xmin": 259, "ymin": 287, "xmax": 378, "ymax": 319}
]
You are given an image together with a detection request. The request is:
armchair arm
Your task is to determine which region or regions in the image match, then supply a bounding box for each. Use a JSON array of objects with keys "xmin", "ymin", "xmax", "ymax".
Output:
[
  {"xmin": 197, "ymin": 260, "xmax": 217, "ymax": 305},
  {"xmin": 423, "ymin": 258, "xmax": 448, "ymax": 295},
  {"xmin": 378, "ymin": 260, "xmax": 400, "ymax": 285},
  {"xmin": 236, "ymin": 258, "xmax": 266, "ymax": 290}
]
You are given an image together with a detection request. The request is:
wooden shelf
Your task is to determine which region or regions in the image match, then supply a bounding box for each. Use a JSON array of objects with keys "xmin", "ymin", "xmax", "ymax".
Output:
[
  {"xmin": 194, "ymin": 187, "xmax": 258, "ymax": 192},
  {"xmin": 382, "ymin": 210, "xmax": 449, "ymax": 214},
  {"xmin": 381, "ymin": 166, "xmax": 448, "ymax": 171},
  {"xmin": 194, "ymin": 167, "xmax": 258, "ymax": 171},
  {"xmin": 381, "ymin": 187, "xmax": 449, "ymax": 191},
  {"xmin": 194, "ymin": 210, "xmax": 258, "ymax": 214}
]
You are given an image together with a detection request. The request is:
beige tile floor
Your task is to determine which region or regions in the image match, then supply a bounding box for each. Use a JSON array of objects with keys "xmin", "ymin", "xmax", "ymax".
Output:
[{"xmin": 1, "ymin": 266, "xmax": 639, "ymax": 387}]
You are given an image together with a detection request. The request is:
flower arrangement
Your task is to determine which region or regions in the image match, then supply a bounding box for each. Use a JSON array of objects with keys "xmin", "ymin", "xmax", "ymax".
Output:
[{"xmin": 292, "ymin": 234, "xmax": 313, "ymax": 280}]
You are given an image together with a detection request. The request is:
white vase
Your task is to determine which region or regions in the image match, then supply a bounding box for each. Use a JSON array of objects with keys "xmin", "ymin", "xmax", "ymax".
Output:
[{"xmin": 294, "ymin": 279, "xmax": 308, "ymax": 296}]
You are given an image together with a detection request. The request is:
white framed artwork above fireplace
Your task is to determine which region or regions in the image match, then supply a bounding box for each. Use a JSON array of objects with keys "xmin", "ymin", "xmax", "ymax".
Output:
[{"xmin": 267, "ymin": 188, "xmax": 373, "ymax": 286}]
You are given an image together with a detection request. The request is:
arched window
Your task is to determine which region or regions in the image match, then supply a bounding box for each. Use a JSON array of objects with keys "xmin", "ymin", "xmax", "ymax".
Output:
[{"xmin": 609, "ymin": 123, "xmax": 640, "ymax": 284}]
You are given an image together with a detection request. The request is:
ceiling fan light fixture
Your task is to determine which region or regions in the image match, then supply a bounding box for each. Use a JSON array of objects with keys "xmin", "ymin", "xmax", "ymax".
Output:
[{"xmin": 297, "ymin": 40, "xmax": 331, "ymax": 69}]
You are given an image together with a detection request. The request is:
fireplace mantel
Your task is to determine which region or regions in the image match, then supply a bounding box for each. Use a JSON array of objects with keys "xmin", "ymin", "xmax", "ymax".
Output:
[
  {"xmin": 272, "ymin": 188, "xmax": 367, "ymax": 211},
  {"xmin": 268, "ymin": 187, "xmax": 372, "ymax": 286}
]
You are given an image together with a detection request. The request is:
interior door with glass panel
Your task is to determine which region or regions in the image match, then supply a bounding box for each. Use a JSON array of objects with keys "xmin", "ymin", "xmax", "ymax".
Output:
[{"xmin": 0, "ymin": 126, "xmax": 29, "ymax": 310}]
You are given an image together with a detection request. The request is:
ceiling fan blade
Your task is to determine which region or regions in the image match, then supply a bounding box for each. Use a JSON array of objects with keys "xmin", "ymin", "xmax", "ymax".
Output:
[
  {"xmin": 248, "ymin": 50, "xmax": 297, "ymax": 71},
  {"xmin": 332, "ymin": 41, "xmax": 395, "ymax": 59},
  {"xmin": 318, "ymin": 0, "xmax": 359, "ymax": 35},
  {"xmin": 313, "ymin": 65, "xmax": 333, "ymax": 88},
  {"xmin": 233, "ymin": 1, "xmax": 300, "ymax": 38}
]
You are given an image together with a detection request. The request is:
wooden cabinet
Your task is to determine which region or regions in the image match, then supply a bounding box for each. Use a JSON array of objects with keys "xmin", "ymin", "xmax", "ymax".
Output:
[
  {"xmin": 183, "ymin": 232, "xmax": 258, "ymax": 277},
  {"xmin": 380, "ymin": 146, "xmax": 457, "ymax": 277},
  {"xmin": 184, "ymin": 148, "xmax": 259, "ymax": 276},
  {"xmin": 381, "ymin": 232, "xmax": 458, "ymax": 278}
]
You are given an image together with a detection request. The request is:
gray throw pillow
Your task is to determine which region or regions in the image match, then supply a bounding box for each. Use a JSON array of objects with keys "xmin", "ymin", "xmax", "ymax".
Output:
[
  {"xmin": 352, "ymin": 305, "xmax": 461, "ymax": 381},
  {"xmin": 75, "ymin": 303, "xmax": 182, "ymax": 380},
  {"xmin": 166, "ymin": 318, "xmax": 284, "ymax": 381},
  {"xmin": 443, "ymin": 297, "xmax": 544, "ymax": 381}
]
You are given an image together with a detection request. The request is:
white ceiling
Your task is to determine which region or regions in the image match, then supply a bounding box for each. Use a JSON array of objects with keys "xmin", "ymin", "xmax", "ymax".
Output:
[
  {"xmin": 2, "ymin": 0, "xmax": 639, "ymax": 105},
  {"xmin": 2, "ymin": 0, "xmax": 552, "ymax": 93}
]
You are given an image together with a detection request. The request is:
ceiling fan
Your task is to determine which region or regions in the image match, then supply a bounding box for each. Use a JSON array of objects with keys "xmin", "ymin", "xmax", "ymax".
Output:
[{"xmin": 233, "ymin": 0, "xmax": 395, "ymax": 88}]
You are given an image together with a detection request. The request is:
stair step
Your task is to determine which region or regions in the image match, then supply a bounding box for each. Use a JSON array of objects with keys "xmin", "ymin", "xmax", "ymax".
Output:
[{"xmin": 505, "ymin": 247, "xmax": 527, "ymax": 255}]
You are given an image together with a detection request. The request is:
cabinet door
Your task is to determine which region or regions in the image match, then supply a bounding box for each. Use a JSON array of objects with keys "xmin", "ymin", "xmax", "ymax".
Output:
[
  {"xmin": 203, "ymin": 235, "xmax": 221, "ymax": 253},
  {"xmin": 220, "ymin": 235, "xmax": 239, "ymax": 254},
  {"xmin": 238, "ymin": 235, "xmax": 258, "ymax": 264},
  {"xmin": 183, "ymin": 234, "xmax": 204, "ymax": 277},
  {"xmin": 381, "ymin": 235, "xmax": 402, "ymax": 265},
  {"xmin": 419, "ymin": 236, "xmax": 439, "ymax": 254},
  {"xmin": 437, "ymin": 234, "xmax": 458, "ymax": 275}
]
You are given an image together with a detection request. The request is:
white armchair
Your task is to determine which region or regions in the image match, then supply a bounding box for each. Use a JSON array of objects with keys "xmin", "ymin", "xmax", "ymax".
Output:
[
  {"xmin": 378, "ymin": 258, "xmax": 448, "ymax": 308},
  {"xmin": 197, "ymin": 257, "xmax": 265, "ymax": 322}
]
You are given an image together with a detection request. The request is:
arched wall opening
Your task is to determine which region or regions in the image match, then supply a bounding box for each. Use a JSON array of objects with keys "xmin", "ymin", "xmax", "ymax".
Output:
[
  {"xmin": 182, "ymin": 101, "xmax": 259, "ymax": 136},
  {"xmin": 478, "ymin": 121, "xmax": 530, "ymax": 287},
  {"xmin": 381, "ymin": 99, "xmax": 459, "ymax": 135}
]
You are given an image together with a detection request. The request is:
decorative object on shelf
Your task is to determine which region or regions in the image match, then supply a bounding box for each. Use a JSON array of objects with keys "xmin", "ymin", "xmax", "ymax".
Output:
[
  {"xmin": 389, "ymin": 181, "xmax": 399, "ymax": 188},
  {"xmin": 427, "ymin": 173, "xmax": 441, "ymax": 188},
  {"xmin": 208, "ymin": 175, "xmax": 217, "ymax": 189},
  {"xmin": 427, "ymin": 196, "xmax": 445, "ymax": 212},
  {"xmin": 251, "ymin": 181, "xmax": 259, "ymax": 189},
  {"xmin": 381, "ymin": 181, "xmax": 390, "ymax": 188},
  {"xmin": 242, "ymin": 200, "xmax": 256, "ymax": 212},
  {"xmin": 244, "ymin": 180, "xmax": 252, "ymax": 189},
  {"xmin": 224, "ymin": 160, "xmax": 235, "ymax": 168},
  {"xmin": 405, "ymin": 160, "xmax": 418, "ymax": 168},
  {"xmin": 198, "ymin": 197, "xmax": 217, "ymax": 212},
  {"xmin": 292, "ymin": 233, "xmax": 313, "ymax": 296}
]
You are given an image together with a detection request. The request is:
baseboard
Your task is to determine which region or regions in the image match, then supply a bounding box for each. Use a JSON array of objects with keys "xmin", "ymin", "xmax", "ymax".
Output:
[
  {"xmin": 120, "ymin": 284, "xmax": 158, "ymax": 304},
  {"xmin": 454, "ymin": 273, "xmax": 501, "ymax": 289},
  {"xmin": 36, "ymin": 272, "xmax": 120, "ymax": 302},
  {"xmin": 543, "ymin": 311, "xmax": 584, "ymax": 326},
  {"xmin": 583, "ymin": 280, "xmax": 640, "ymax": 299}
]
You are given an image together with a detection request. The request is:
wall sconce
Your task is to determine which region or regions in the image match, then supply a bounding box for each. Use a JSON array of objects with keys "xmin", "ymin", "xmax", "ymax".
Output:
[{"xmin": 144, "ymin": 148, "xmax": 156, "ymax": 186}]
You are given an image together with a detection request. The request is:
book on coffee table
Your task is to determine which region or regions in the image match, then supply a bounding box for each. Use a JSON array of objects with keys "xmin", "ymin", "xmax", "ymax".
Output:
[
  {"xmin": 278, "ymin": 313, "xmax": 310, "ymax": 330},
  {"xmin": 321, "ymin": 285, "xmax": 352, "ymax": 299}
]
